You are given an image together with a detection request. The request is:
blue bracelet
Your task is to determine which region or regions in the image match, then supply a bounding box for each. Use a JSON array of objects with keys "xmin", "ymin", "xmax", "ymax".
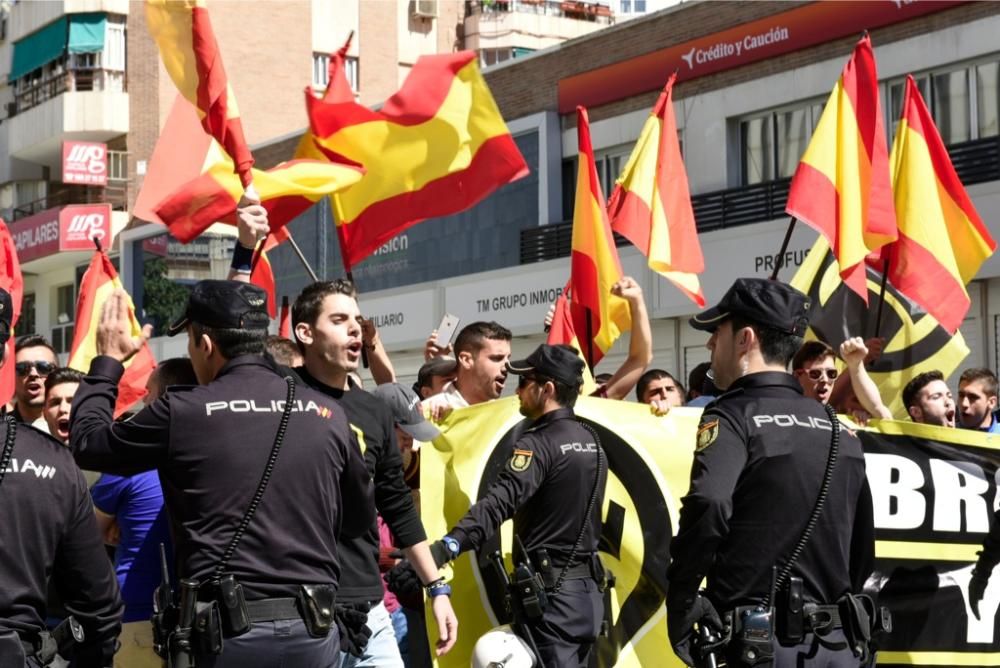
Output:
[{"xmin": 427, "ymin": 581, "xmax": 452, "ymax": 597}]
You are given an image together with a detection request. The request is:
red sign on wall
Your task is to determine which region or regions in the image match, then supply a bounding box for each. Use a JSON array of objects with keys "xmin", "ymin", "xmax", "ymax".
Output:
[
  {"xmin": 59, "ymin": 204, "xmax": 111, "ymax": 251},
  {"xmin": 9, "ymin": 209, "xmax": 61, "ymax": 263},
  {"xmin": 62, "ymin": 141, "xmax": 108, "ymax": 186}
]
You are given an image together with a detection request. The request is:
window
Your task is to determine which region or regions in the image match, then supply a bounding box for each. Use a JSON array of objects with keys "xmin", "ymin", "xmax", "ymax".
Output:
[
  {"xmin": 14, "ymin": 180, "xmax": 46, "ymax": 208},
  {"xmin": 15, "ymin": 294, "xmax": 36, "ymax": 338},
  {"xmin": 480, "ymin": 48, "xmax": 514, "ymax": 68},
  {"xmin": 104, "ymin": 19, "xmax": 126, "ymax": 71},
  {"xmin": 635, "ymin": 0, "xmax": 646, "ymax": 11},
  {"xmin": 52, "ymin": 284, "xmax": 76, "ymax": 355},
  {"xmin": 738, "ymin": 98, "xmax": 825, "ymax": 185},
  {"xmin": 621, "ymin": 0, "xmax": 631, "ymax": 12},
  {"xmin": 977, "ymin": 61, "xmax": 999, "ymax": 138},
  {"xmin": 108, "ymin": 150, "xmax": 128, "ymax": 181},
  {"xmin": 312, "ymin": 52, "xmax": 359, "ymax": 93}
]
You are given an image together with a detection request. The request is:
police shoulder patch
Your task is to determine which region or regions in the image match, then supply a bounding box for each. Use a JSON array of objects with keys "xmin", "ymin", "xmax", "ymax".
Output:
[
  {"xmin": 509, "ymin": 448, "xmax": 533, "ymax": 472},
  {"xmin": 696, "ymin": 420, "xmax": 719, "ymax": 451}
]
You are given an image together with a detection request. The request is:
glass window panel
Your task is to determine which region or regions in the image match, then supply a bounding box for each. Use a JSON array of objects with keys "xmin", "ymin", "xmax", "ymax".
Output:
[
  {"xmin": 776, "ymin": 107, "xmax": 810, "ymax": 179},
  {"xmin": 635, "ymin": 0, "xmax": 646, "ymax": 10},
  {"xmin": 932, "ymin": 69, "xmax": 970, "ymax": 145},
  {"xmin": 741, "ymin": 115, "xmax": 773, "ymax": 185},
  {"xmin": 621, "ymin": 0, "xmax": 631, "ymax": 13},
  {"xmin": 977, "ymin": 61, "xmax": 999, "ymax": 138}
]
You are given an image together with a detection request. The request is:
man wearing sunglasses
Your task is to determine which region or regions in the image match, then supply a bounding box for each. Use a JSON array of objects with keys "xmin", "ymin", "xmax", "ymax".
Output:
[
  {"xmin": 12, "ymin": 334, "xmax": 59, "ymax": 431},
  {"xmin": 791, "ymin": 341, "xmax": 838, "ymax": 405}
]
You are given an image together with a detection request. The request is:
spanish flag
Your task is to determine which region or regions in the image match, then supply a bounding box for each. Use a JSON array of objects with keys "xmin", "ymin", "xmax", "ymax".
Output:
[
  {"xmin": 607, "ymin": 73, "xmax": 705, "ymax": 307},
  {"xmin": 69, "ymin": 252, "xmax": 157, "ymax": 416},
  {"xmin": 875, "ymin": 75, "xmax": 996, "ymax": 335},
  {"xmin": 145, "ymin": 0, "xmax": 254, "ymax": 186},
  {"xmin": 785, "ymin": 34, "xmax": 897, "ymax": 301},
  {"xmin": 570, "ymin": 107, "xmax": 631, "ymax": 367},
  {"xmin": 152, "ymin": 98, "xmax": 364, "ymax": 243},
  {"xmin": 302, "ymin": 51, "xmax": 529, "ymax": 270},
  {"xmin": 0, "ymin": 219, "xmax": 23, "ymax": 407},
  {"xmin": 791, "ymin": 236, "xmax": 968, "ymax": 419},
  {"xmin": 250, "ymin": 238, "xmax": 278, "ymax": 319}
]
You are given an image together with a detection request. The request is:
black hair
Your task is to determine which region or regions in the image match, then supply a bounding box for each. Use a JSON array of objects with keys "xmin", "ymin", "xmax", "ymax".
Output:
[
  {"xmin": 154, "ymin": 357, "xmax": 198, "ymax": 389},
  {"xmin": 15, "ymin": 334, "xmax": 57, "ymax": 358},
  {"xmin": 190, "ymin": 323, "xmax": 266, "ymax": 359},
  {"xmin": 729, "ymin": 315, "xmax": 802, "ymax": 368},
  {"xmin": 291, "ymin": 280, "xmax": 358, "ymax": 352},
  {"xmin": 687, "ymin": 362, "xmax": 711, "ymax": 401},
  {"xmin": 453, "ymin": 321, "xmax": 512, "ymax": 357},
  {"xmin": 636, "ymin": 368, "xmax": 683, "ymax": 402},
  {"xmin": 265, "ymin": 336, "xmax": 302, "ymax": 367},
  {"xmin": 959, "ymin": 367, "xmax": 998, "ymax": 399},
  {"xmin": 903, "ymin": 370, "xmax": 945, "ymax": 411},
  {"xmin": 792, "ymin": 340, "xmax": 835, "ymax": 371},
  {"xmin": 43, "ymin": 367, "xmax": 84, "ymax": 395}
]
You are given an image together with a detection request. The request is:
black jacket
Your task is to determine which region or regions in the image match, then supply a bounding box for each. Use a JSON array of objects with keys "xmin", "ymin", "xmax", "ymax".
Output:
[
  {"xmin": 295, "ymin": 369, "xmax": 427, "ymax": 603},
  {"xmin": 0, "ymin": 416, "xmax": 122, "ymax": 663},
  {"xmin": 451, "ymin": 407, "xmax": 607, "ymax": 563},
  {"xmin": 70, "ymin": 355, "xmax": 374, "ymax": 600},
  {"xmin": 666, "ymin": 371, "xmax": 875, "ymax": 613}
]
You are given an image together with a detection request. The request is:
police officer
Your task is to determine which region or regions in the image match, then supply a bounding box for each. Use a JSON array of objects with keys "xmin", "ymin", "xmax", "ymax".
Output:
[
  {"xmin": 430, "ymin": 343, "xmax": 608, "ymax": 667},
  {"xmin": 666, "ymin": 278, "xmax": 875, "ymax": 668},
  {"xmin": 0, "ymin": 287, "xmax": 123, "ymax": 667},
  {"xmin": 70, "ymin": 282, "xmax": 374, "ymax": 667}
]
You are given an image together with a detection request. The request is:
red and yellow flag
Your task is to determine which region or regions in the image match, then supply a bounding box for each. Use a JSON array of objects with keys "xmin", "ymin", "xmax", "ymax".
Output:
[
  {"xmin": 785, "ymin": 34, "xmax": 897, "ymax": 301},
  {"xmin": 608, "ymin": 73, "xmax": 705, "ymax": 307},
  {"xmin": 570, "ymin": 107, "xmax": 631, "ymax": 367},
  {"xmin": 151, "ymin": 97, "xmax": 363, "ymax": 243},
  {"xmin": 145, "ymin": 0, "xmax": 254, "ymax": 186},
  {"xmin": 0, "ymin": 220, "xmax": 23, "ymax": 407},
  {"xmin": 69, "ymin": 252, "xmax": 156, "ymax": 416},
  {"xmin": 250, "ymin": 235, "xmax": 280, "ymax": 318},
  {"xmin": 874, "ymin": 75, "xmax": 996, "ymax": 334},
  {"xmin": 300, "ymin": 51, "xmax": 529, "ymax": 270}
]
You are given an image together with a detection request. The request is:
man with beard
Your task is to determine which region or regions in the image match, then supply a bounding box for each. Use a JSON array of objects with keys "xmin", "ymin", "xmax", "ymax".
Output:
[
  {"xmin": 423, "ymin": 321, "xmax": 511, "ymax": 413},
  {"xmin": 12, "ymin": 335, "xmax": 59, "ymax": 431},
  {"xmin": 428, "ymin": 344, "xmax": 608, "ymax": 667}
]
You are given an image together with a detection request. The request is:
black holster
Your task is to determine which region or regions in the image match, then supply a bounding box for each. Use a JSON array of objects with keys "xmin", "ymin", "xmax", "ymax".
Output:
[
  {"xmin": 727, "ymin": 605, "xmax": 775, "ymax": 667},
  {"xmin": 512, "ymin": 561, "xmax": 548, "ymax": 621},
  {"xmin": 296, "ymin": 585, "xmax": 335, "ymax": 638},
  {"xmin": 215, "ymin": 574, "xmax": 251, "ymax": 637},
  {"xmin": 837, "ymin": 593, "xmax": 890, "ymax": 663}
]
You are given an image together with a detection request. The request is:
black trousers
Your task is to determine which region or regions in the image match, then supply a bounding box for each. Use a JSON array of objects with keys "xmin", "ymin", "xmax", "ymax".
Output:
[
  {"xmin": 724, "ymin": 629, "xmax": 862, "ymax": 668},
  {"xmin": 524, "ymin": 578, "xmax": 604, "ymax": 668}
]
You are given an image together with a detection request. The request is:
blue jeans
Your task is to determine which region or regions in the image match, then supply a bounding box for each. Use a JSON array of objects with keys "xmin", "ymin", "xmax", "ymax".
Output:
[
  {"xmin": 339, "ymin": 601, "xmax": 403, "ymax": 668},
  {"xmin": 390, "ymin": 608, "xmax": 409, "ymax": 663}
]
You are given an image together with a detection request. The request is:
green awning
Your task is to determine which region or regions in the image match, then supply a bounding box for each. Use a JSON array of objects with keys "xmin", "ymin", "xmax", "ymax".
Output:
[
  {"xmin": 8, "ymin": 17, "xmax": 68, "ymax": 82},
  {"xmin": 68, "ymin": 13, "xmax": 107, "ymax": 54}
]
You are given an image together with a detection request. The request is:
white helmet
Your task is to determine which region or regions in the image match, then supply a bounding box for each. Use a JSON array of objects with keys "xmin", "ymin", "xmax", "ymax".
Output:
[{"xmin": 470, "ymin": 625, "xmax": 536, "ymax": 668}]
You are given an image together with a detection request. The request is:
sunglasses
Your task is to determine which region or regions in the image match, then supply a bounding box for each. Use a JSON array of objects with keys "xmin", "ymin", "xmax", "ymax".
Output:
[
  {"xmin": 804, "ymin": 368, "xmax": 838, "ymax": 381},
  {"xmin": 517, "ymin": 374, "xmax": 550, "ymax": 389},
  {"xmin": 15, "ymin": 360, "xmax": 57, "ymax": 377}
]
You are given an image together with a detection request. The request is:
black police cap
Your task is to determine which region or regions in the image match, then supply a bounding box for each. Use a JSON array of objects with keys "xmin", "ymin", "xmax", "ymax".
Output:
[
  {"xmin": 690, "ymin": 277, "xmax": 811, "ymax": 336},
  {"xmin": 507, "ymin": 344, "xmax": 585, "ymax": 388},
  {"xmin": 0, "ymin": 287, "xmax": 11, "ymax": 345},
  {"xmin": 167, "ymin": 280, "xmax": 270, "ymax": 336}
]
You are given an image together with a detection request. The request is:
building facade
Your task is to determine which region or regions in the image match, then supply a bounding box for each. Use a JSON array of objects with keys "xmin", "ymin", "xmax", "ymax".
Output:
[{"xmin": 124, "ymin": 0, "xmax": 1000, "ymax": 391}]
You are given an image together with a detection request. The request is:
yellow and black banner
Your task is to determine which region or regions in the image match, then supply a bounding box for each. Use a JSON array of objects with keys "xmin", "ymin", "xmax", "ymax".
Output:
[{"xmin": 421, "ymin": 399, "xmax": 1000, "ymax": 666}]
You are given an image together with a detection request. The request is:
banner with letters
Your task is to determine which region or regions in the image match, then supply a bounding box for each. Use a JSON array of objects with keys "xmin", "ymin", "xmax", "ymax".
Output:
[{"xmin": 421, "ymin": 398, "xmax": 1000, "ymax": 666}]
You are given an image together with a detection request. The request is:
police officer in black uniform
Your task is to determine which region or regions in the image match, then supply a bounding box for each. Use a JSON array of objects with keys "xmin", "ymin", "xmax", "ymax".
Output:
[
  {"xmin": 430, "ymin": 343, "xmax": 608, "ymax": 667},
  {"xmin": 666, "ymin": 278, "xmax": 876, "ymax": 668},
  {"xmin": 0, "ymin": 287, "xmax": 123, "ymax": 667},
  {"xmin": 69, "ymin": 282, "xmax": 374, "ymax": 667}
]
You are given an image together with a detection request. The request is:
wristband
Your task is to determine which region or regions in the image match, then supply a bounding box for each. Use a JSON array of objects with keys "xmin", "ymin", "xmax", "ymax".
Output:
[
  {"xmin": 231, "ymin": 239, "xmax": 255, "ymax": 273},
  {"xmin": 426, "ymin": 580, "xmax": 452, "ymax": 597}
]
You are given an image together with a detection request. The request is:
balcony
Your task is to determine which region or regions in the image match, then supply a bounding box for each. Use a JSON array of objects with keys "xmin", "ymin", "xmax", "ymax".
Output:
[
  {"xmin": 7, "ymin": 67, "xmax": 128, "ymax": 165},
  {"xmin": 464, "ymin": 0, "xmax": 612, "ymax": 55},
  {"xmin": 519, "ymin": 135, "xmax": 1000, "ymax": 264},
  {"xmin": 12, "ymin": 184, "xmax": 128, "ymax": 221},
  {"xmin": 8, "ymin": 0, "xmax": 129, "ymax": 43}
]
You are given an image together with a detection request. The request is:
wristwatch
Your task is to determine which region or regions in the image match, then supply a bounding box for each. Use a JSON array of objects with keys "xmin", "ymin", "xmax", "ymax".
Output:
[{"xmin": 443, "ymin": 536, "xmax": 460, "ymax": 559}]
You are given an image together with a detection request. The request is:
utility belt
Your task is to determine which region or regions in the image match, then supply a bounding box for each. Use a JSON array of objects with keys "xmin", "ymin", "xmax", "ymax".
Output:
[
  {"xmin": 152, "ymin": 574, "xmax": 336, "ymax": 667},
  {"xmin": 532, "ymin": 550, "xmax": 608, "ymax": 591},
  {"xmin": 0, "ymin": 617, "xmax": 85, "ymax": 666}
]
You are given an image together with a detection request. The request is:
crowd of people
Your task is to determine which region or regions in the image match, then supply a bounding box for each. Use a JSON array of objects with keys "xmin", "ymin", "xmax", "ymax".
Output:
[{"xmin": 1, "ymin": 204, "xmax": 999, "ymax": 668}]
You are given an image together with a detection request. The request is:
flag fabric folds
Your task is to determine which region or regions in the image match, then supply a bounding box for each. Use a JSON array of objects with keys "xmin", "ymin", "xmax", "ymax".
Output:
[
  {"xmin": 791, "ymin": 236, "xmax": 968, "ymax": 418},
  {"xmin": 0, "ymin": 220, "xmax": 23, "ymax": 407},
  {"xmin": 145, "ymin": 0, "xmax": 254, "ymax": 186},
  {"xmin": 785, "ymin": 34, "xmax": 897, "ymax": 301},
  {"xmin": 876, "ymin": 75, "xmax": 996, "ymax": 334},
  {"xmin": 569, "ymin": 107, "xmax": 631, "ymax": 367},
  {"xmin": 300, "ymin": 51, "xmax": 529, "ymax": 270},
  {"xmin": 69, "ymin": 252, "xmax": 156, "ymax": 416},
  {"xmin": 607, "ymin": 73, "xmax": 705, "ymax": 307},
  {"xmin": 250, "ymin": 238, "xmax": 278, "ymax": 319}
]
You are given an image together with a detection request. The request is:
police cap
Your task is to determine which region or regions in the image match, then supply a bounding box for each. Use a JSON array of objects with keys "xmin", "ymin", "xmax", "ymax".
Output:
[
  {"xmin": 0, "ymin": 287, "xmax": 11, "ymax": 345},
  {"xmin": 507, "ymin": 344, "xmax": 585, "ymax": 388},
  {"xmin": 167, "ymin": 280, "xmax": 270, "ymax": 336},
  {"xmin": 690, "ymin": 277, "xmax": 811, "ymax": 336}
]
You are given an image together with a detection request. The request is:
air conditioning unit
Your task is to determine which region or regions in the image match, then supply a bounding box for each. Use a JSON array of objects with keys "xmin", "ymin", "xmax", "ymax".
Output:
[{"xmin": 413, "ymin": 0, "xmax": 438, "ymax": 19}]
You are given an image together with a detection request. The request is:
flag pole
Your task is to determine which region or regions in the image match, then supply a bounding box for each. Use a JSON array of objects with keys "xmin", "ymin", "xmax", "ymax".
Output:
[
  {"xmin": 872, "ymin": 258, "xmax": 890, "ymax": 340},
  {"xmin": 285, "ymin": 234, "xmax": 320, "ymax": 283},
  {"xmin": 770, "ymin": 216, "xmax": 797, "ymax": 280}
]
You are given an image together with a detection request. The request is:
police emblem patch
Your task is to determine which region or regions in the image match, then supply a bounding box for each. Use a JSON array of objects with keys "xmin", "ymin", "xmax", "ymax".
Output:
[
  {"xmin": 696, "ymin": 420, "xmax": 719, "ymax": 451},
  {"xmin": 509, "ymin": 448, "xmax": 533, "ymax": 472}
]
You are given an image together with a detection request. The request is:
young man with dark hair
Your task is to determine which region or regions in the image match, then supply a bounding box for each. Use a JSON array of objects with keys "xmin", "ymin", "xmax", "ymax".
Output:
[
  {"xmin": 427, "ymin": 344, "xmax": 608, "ymax": 667},
  {"xmin": 958, "ymin": 367, "xmax": 1000, "ymax": 433},
  {"xmin": 792, "ymin": 340, "xmax": 838, "ymax": 404},
  {"xmin": 902, "ymin": 370, "xmax": 955, "ymax": 427},
  {"xmin": 292, "ymin": 280, "xmax": 457, "ymax": 666},
  {"xmin": 13, "ymin": 333, "xmax": 59, "ymax": 429},
  {"xmin": 668, "ymin": 278, "xmax": 874, "ymax": 667},
  {"xmin": 413, "ymin": 357, "xmax": 458, "ymax": 400},
  {"xmin": 635, "ymin": 369, "xmax": 685, "ymax": 408},
  {"xmin": 424, "ymin": 321, "xmax": 512, "ymax": 411},
  {"xmin": 71, "ymin": 282, "xmax": 375, "ymax": 665},
  {"xmin": 42, "ymin": 367, "xmax": 84, "ymax": 445}
]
